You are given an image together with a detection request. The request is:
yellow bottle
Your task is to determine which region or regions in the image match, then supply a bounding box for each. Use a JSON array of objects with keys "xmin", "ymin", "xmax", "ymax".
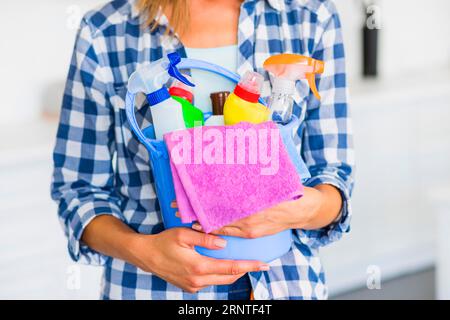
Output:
[{"xmin": 224, "ymin": 71, "xmax": 270, "ymax": 125}]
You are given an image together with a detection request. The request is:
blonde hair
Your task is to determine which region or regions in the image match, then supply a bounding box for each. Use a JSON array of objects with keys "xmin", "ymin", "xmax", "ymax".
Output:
[{"xmin": 137, "ymin": 0, "xmax": 190, "ymax": 35}]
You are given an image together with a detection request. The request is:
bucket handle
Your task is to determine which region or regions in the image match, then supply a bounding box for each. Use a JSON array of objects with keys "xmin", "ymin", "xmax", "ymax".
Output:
[
  {"xmin": 125, "ymin": 58, "xmax": 266, "ymax": 156},
  {"xmin": 177, "ymin": 58, "xmax": 240, "ymax": 83},
  {"xmin": 125, "ymin": 90, "xmax": 161, "ymax": 155}
]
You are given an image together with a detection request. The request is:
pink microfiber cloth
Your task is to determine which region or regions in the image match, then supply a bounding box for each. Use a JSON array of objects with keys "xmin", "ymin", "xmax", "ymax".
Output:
[{"xmin": 164, "ymin": 121, "xmax": 303, "ymax": 233}]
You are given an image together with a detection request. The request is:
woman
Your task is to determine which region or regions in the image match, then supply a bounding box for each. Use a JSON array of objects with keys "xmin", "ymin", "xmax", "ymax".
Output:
[{"xmin": 51, "ymin": 0, "xmax": 354, "ymax": 300}]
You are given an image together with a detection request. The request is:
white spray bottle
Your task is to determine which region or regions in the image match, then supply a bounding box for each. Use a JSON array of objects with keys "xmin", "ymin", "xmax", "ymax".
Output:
[
  {"xmin": 128, "ymin": 52, "xmax": 195, "ymax": 140},
  {"xmin": 263, "ymin": 54, "xmax": 324, "ymax": 124}
]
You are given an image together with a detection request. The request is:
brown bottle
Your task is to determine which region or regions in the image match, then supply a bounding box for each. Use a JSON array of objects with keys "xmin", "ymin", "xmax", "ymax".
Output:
[{"xmin": 210, "ymin": 91, "xmax": 230, "ymax": 115}]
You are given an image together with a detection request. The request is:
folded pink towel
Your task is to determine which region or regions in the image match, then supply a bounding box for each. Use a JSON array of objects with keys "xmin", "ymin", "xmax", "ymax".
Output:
[{"xmin": 164, "ymin": 121, "xmax": 303, "ymax": 233}]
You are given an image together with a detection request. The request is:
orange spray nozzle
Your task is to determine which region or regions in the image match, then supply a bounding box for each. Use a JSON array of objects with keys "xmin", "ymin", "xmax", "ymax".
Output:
[{"xmin": 263, "ymin": 54, "xmax": 325, "ymax": 100}]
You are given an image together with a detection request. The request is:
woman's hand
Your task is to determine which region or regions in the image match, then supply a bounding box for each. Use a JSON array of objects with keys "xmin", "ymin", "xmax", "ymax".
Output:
[
  {"xmin": 192, "ymin": 185, "xmax": 342, "ymax": 239},
  {"xmin": 82, "ymin": 216, "xmax": 268, "ymax": 293},
  {"xmin": 129, "ymin": 228, "xmax": 269, "ymax": 293}
]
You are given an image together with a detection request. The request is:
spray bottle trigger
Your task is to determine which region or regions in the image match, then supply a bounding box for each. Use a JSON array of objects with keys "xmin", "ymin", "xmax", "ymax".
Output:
[
  {"xmin": 306, "ymin": 73, "xmax": 321, "ymax": 100},
  {"xmin": 308, "ymin": 58, "xmax": 324, "ymax": 100},
  {"xmin": 167, "ymin": 52, "xmax": 195, "ymax": 87},
  {"xmin": 313, "ymin": 59, "xmax": 325, "ymax": 74}
]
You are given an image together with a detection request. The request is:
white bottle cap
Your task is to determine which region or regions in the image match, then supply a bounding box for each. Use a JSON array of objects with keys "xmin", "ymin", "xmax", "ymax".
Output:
[
  {"xmin": 272, "ymin": 77, "xmax": 296, "ymax": 95},
  {"xmin": 239, "ymin": 71, "xmax": 264, "ymax": 94}
]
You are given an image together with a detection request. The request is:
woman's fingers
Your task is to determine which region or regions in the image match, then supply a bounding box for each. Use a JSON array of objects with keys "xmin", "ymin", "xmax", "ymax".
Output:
[
  {"xmin": 177, "ymin": 228, "xmax": 227, "ymax": 250},
  {"xmin": 191, "ymin": 223, "xmax": 202, "ymax": 231},
  {"xmin": 184, "ymin": 258, "xmax": 269, "ymax": 291},
  {"xmin": 191, "ymin": 274, "xmax": 246, "ymax": 288},
  {"xmin": 193, "ymin": 223, "xmax": 261, "ymax": 238},
  {"xmin": 198, "ymin": 257, "xmax": 269, "ymax": 275},
  {"xmin": 192, "ymin": 223, "xmax": 247, "ymax": 238},
  {"xmin": 211, "ymin": 226, "xmax": 247, "ymax": 238},
  {"xmin": 172, "ymin": 201, "xmax": 180, "ymax": 218}
]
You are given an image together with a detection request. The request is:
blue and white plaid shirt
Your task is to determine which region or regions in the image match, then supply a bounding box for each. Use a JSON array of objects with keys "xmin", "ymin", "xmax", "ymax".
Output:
[{"xmin": 51, "ymin": 0, "xmax": 354, "ymax": 300}]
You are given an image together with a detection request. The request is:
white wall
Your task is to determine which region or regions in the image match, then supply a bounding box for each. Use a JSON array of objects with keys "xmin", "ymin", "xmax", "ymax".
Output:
[
  {"xmin": 0, "ymin": 0, "xmax": 105, "ymax": 126},
  {"xmin": 325, "ymin": 2, "xmax": 450, "ymax": 295},
  {"xmin": 0, "ymin": 122, "xmax": 103, "ymax": 299},
  {"xmin": 0, "ymin": 0, "xmax": 107, "ymax": 300},
  {"xmin": 335, "ymin": 0, "xmax": 450, "ymax": 82},
  {"xmin": 322, "ymin": 78, "xmax": 450, "ymax": 295}
]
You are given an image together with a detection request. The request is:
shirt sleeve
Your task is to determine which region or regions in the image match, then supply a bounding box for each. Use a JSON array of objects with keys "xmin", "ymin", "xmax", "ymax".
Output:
[
  {"xmin": 294, "ymin": 10, "xmax": 355, "ymax": 248},
  {"xmin": 51, "ymin": 17, "xmax": 124, "ymax": 265}
]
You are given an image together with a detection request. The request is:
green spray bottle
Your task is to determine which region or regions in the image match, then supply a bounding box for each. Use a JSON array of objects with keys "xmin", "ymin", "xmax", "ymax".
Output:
[{"xmin": 169, "ymin": 76, "xmax": 204, "ymax": 128}]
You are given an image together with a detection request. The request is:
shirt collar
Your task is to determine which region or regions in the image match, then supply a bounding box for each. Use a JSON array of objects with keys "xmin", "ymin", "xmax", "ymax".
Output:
[
  {"xmin": 265, "ymin": 0, "xmax": 308, "ymax": 11},
  {"xmin": 265, "ymin": 0, "xmax": 282, "ymax": 11},
  {"xmin": 242, "ymin": 0, "xmax": 283, "ymax": 11}
]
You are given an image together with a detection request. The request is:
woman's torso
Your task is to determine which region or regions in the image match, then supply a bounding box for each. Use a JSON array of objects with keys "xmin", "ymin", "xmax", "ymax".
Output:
[{"xmin": 92, "ymin": 0, "xmax": 330, "ymax": 300}]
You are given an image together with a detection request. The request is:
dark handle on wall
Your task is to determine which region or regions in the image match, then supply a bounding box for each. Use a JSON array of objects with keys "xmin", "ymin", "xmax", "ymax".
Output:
[{"xmin": 363, "ymin": 19, "xmax": 379, "ymax": 77}]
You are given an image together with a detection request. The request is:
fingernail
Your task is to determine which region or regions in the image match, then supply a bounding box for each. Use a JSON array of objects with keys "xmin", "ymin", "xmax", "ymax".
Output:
[
  {"xmin": 259, "ymin": 264, "xmax": 270, "ymax": 271},
  {"xmin": 192, "ymin": 224, "xmax": 202, "ymax": 231},
  {"xmin": 214, "ymin": 238, "xmax": 227, "ymax": 248}
]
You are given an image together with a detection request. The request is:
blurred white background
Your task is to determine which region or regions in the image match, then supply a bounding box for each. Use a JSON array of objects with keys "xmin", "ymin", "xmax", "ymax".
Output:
[{"xmin": 0, "ymin": 0, "xmax": 449, "ymax": 299}]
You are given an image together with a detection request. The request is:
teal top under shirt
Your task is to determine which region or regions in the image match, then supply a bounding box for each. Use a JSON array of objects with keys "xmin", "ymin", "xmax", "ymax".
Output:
[{"xmin": 184, "ymin": 45, "xmax": 238, "ymax": 113}]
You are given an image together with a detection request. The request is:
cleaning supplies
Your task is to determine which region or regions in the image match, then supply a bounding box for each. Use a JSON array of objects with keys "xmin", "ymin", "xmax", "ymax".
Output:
[
  {"xmin": 265, "ymin": 77, "xmax": 297, "ymax": 124},
  {"xmin": 223, "ymin": 71, "xmax": 270, "ymax": 125},
  {"xmin": 204, "ymin": 91, "xmax": 229, "ymax": 126},
  {"xmin": 164, "ymin": 121, "xmax": 303, "ymax": 233},
  {"xmin": 128, "ymin": 52, "xmax": 195, "ymax": 140},
  {"xmin": 277, "ymin": 116, "xmax": 311, "ymax": 182},
  {"xmin": 172, "ymin": 96, "xmax": 205, "ymax": 128},
  {"xmin": 263, "ymin": 54, "xmax": 324, "ymax": 124},
  {"xmin": 126, "ymin": 56, "xmax": 298, "ymax": 262},
  {"xmin": 169, "ymin": 76, "xmax": 195, "ymax": 103},
  {"xmin": 210, "ymin": 91, "xmax": 229, "ymax": 116},
  {"xmin": 169, "ymin": 75, "xmax": 205, "ymax": 128}
]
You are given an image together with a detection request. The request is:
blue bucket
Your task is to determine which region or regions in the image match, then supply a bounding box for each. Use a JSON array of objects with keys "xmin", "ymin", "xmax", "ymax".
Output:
[{"xmin": 125, "ymin": 58, "xmax": 296, "ymax": 262}]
